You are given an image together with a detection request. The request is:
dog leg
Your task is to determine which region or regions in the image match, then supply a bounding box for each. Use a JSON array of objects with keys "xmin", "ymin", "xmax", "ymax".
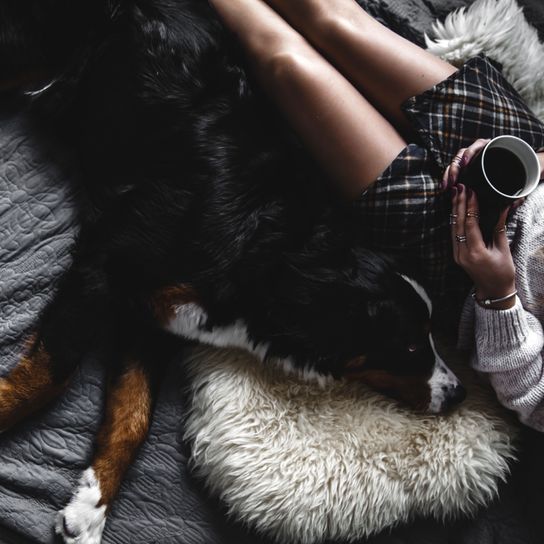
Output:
[
  {"xmin": 0, "ymin": 256, "xmax": 113, "ymax": 433},
  {"xmin": 0, "ymin": 335, "xmax": 71, "ymax": 432},
  {"xmin": 148, "ymin": 283, "xmax": 199, "ymax": 326},
  {"xmin": 56, "ymin": 359, "xmax": 153, "ymax": 544}
]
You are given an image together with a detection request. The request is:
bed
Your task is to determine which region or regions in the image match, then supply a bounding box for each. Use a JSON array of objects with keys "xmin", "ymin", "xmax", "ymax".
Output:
[{"xmin": 1, "ymin": 0, "xmax": 544, "ymax": 542}]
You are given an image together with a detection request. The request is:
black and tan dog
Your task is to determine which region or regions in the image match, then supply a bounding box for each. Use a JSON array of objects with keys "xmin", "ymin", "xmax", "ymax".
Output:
[{"xmin": 0, "ymin": 0, "xmax": 464, "ymax": 541}]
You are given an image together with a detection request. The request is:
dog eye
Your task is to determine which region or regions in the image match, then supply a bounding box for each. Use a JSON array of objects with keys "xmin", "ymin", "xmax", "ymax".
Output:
[{"xmin": 407, "ymin": 344, "xmax": 418, "ymax": 353}]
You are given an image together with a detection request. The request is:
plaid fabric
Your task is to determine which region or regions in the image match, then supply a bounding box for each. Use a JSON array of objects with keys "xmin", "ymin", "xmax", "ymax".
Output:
[
  {"xmin": 356, "ymin": 54, "xmax": 544, "ymax": 302},
  {"xmin": 403, "ymin": 54, "xmax": 544, "ymax": 170}
]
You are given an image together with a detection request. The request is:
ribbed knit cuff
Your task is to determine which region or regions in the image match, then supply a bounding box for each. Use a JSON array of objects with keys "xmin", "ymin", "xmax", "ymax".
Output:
[{"xmin": 474, "ymin": 296, "xmax": 528, "ymax": 347}]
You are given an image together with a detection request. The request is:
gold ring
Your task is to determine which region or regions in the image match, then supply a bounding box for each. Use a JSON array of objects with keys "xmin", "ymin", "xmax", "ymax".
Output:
[
  {"xmin": 466, "ymin": 211, "xmax": 480, "ymax": 219},
  {"xmin": 495, "ymin": 226, "xmax": 506, "ymax": 233}
]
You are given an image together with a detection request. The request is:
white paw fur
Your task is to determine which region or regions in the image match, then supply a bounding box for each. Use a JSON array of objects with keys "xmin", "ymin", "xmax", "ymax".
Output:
[{"xmin": 55, "ymin": 468, "xmax": 107, "ymax": 544}]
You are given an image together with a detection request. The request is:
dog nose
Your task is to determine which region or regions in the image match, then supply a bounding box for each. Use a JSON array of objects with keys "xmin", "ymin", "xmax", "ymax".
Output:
[{"xmin": 443, "ymin": 384, "xmax": 466, "ymax": 411}]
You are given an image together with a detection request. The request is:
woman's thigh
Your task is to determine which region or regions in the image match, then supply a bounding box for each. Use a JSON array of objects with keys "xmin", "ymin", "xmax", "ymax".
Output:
[
  {"xmin": 264, "ymin": 48, "xmax": 408, "ymax": 198},
  {"xmin": 209, "ymin": 0, "xmax": 408, "ymax": 199},
  {"xmin": 262, "ymin": 0, "xmax": 458, "ymax": 135}
]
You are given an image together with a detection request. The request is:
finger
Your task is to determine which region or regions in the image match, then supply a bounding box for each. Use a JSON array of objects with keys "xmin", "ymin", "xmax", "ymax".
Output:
[
  {"xmin": 449, "ymin": 148, "xmax": 467, "ymax": 185},
  {"xmin": 462, "ymin": 138, "xmax": 490, "ymax": 167},
  {"xmin": 512, "ymin": 197, "xmax": 525, "ymax": 210},
  {"xmin": 455, "ymin": 184, "xmax": 468, "ymax": 256},
  {"xmin": 464, "ymin": 189, "xmax": 485, "ymax": 253},
  {"xmin": 455, "ymin": 184, "xmax": 467, "ymax": 236},
  {"xmin": 442, "ymin": 165, "xmax": 451, "ymax": 191},
  {"xmin": 493, "ymin": 205, "xmax": 511, "ymax": 250},
  {"xmin": 450, "ymin": 186, "xmax": 459, "ymax": 261}
]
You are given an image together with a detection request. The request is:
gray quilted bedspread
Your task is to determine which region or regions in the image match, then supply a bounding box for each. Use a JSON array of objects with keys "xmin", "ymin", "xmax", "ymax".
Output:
[
  {"xmin": 2, "ymin": 1, "xmax": 543, "ymax": 543},
  {"xmin": 0, "ymin": 110, "xmax": 232, "ymax": 544}
]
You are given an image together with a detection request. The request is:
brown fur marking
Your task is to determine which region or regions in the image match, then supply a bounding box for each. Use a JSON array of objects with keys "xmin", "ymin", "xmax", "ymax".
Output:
[
  {"xmin": 0, "ymin": 336, "xmax": 67, "ymax": 430},
  {"xmin": 92, "ymin": 361, "xmax": 152, "ymax": 507},
  {"xmin": 149, "ymin": 284, "xmax": 198, "ymax": 326},
  {"xmin": 344, "ymin": 369, "xmax": 431, "ymax": 411},
  {"xmin": 344, "ymin": 355, "xmax": 367, "ymax": 370},
  {"xmin": 0, "ymin": 70, "xmax": 52, "ymax": 92}
]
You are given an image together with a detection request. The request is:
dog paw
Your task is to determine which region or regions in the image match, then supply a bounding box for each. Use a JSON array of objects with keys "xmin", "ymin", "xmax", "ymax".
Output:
[{"xmin": 55, "ymin": 468, "xmax": 107, "ymax": 544}]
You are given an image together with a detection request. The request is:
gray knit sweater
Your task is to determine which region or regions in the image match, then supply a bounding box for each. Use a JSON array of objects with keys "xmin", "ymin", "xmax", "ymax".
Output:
[{"xmin": 457, "ymin": 184, "xmax": 544, "ymax": 431}]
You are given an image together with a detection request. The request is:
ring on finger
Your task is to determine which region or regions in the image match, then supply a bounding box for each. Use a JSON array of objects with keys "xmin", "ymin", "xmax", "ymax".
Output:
[
  {"xmin": 449, "ymin": 213, "xmax": 458, "ymax": 225},
  {"xmin": 466, "ymin": 211, "xmax": 480, "ymax": 219},
  {"xmin": 495, "ymin": 225, "xmax": 506, "ymax": 233},
  {"xmin": 451, "ymin": 155, "xmax": 463, "ymax": 166},
  {"xmin": 456, "ymin": 234, "xmax": 467, "ymax": 243}
]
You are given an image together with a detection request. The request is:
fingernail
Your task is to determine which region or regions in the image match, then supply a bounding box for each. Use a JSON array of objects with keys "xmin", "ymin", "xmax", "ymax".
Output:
[
  {"xmin": 451, "ymin": 186, "xmax": 457, "ymax": 196},
  {"xmin": 461, "ymin": 155, "xmax": 468, "ymax": 166},
  {"xmin": 458, "ymin": 184, "xmax": 464, "ymax": 194},
  {"xmin": 467, "ymin": 187, "xmax": 473, "ymax": 198}
]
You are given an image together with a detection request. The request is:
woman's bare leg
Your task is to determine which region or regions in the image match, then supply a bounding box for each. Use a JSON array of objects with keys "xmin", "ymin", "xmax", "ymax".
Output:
[
  {"xmin": 209, "ymin": 0, "xmax": 406, "ymax": 199},
  {"xmin": 261, "ymin": 0, "xmax": 458, "ymax": 135}
]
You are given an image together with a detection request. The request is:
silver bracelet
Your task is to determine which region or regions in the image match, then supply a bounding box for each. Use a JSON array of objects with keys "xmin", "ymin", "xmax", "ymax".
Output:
[{"xmin": 471, "ymin": 289, "xmax": 518, "ymax": 307}]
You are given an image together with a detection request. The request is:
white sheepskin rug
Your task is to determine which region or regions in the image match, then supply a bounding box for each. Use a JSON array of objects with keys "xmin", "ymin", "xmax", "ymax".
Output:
[
  {"xmin": 425, "ymin": 0, "xmax": 544, "ymax": 121},
  {"xmin": 184, "ymin": 346, "xmax": 518, "ymax": 544}
]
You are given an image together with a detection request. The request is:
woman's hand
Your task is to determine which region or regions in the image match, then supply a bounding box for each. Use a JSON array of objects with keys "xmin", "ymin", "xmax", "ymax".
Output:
[
  {"xmin": 442, "ymin": 138, "xmax": 526, "ymax": 208},
  {"xmin": 451, "ymin": 184, "xmax": 516, "ymax": 309},
  {"xmin": 442, "ymin": 138, "xmax": 490, "ymax": 191}
]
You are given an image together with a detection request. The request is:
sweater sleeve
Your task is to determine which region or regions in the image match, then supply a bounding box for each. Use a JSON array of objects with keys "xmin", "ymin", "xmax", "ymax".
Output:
[{"xmin": 473, "ymin": 296, "xmax": 544, "ymax": 431}]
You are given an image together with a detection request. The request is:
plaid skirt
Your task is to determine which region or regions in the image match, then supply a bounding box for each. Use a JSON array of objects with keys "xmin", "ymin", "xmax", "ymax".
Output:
[{"xmin": 356, "ymin": 54, "xmax": 544, "ymax": 302}]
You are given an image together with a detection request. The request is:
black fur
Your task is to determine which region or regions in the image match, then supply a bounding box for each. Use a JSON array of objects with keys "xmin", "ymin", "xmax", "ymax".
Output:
[{"xmin": 1, "ymin": 0, "xmax": 436, "ymax": 387}]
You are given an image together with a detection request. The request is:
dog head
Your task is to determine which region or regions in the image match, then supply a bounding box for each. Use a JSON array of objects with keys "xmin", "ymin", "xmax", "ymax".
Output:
[
  {"xmin": 259, "ymin": 249, "xmax": 465, "ymax": 414},
  {"xmin": 166, "ymin": 249, "xmax": 464, "ymax": 415},
  {"xmin": 338, "ymin": 272, "xmax": 465, "ymax": 413}
]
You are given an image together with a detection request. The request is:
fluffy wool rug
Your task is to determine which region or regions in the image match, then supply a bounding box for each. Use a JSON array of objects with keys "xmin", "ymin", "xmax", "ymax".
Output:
[
  {"xmin": 184, "ymin": 346, "xmax": 518, "ymax": 544},
  {"xmin": 182, "ymin": 1, "xmax": 542, "ymax": 542},
  {"xmin": 425, "ymin": 0, "xmax": 544, "ymax": 120}
]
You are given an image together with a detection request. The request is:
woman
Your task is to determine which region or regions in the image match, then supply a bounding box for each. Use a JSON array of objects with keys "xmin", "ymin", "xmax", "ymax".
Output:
[{"xmin": 208, "ymin": 0, "xmax": 544, "ymax": 427}]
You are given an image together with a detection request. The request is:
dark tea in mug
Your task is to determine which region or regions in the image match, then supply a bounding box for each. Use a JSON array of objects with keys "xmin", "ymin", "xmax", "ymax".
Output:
[
  {"xmin": 458, "ymin": 135, "xmax": 540, "ymax": 244},
  {"xmin": 483, "ymin": 148, "xmax": 527, "ymax": 196}
]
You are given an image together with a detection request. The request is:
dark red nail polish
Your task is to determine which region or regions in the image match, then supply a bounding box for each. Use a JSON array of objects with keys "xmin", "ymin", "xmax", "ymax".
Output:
[
  {"xmin": 459, "ymin": 184, "xmax": 464, "ymax": 194},
  {"xmin": 451, "ymin": 186, "xmax": 457, "ymax": 196}
]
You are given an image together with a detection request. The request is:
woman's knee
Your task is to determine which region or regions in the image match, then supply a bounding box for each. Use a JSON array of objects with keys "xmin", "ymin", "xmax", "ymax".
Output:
[
  {"xmin": 245, "ymin": 21, "xmax": 312, "ymax": 67},
  {"xmin": 268, "ymin": 49, "xmax": 309, "ymax": 78},
  {"xmin": 318, "ymin": 13, "xmax": 373, "ymax": 53},
  {"xmin": 267, "ymin": 46, "xmax": 331, "ymax": 88}
]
